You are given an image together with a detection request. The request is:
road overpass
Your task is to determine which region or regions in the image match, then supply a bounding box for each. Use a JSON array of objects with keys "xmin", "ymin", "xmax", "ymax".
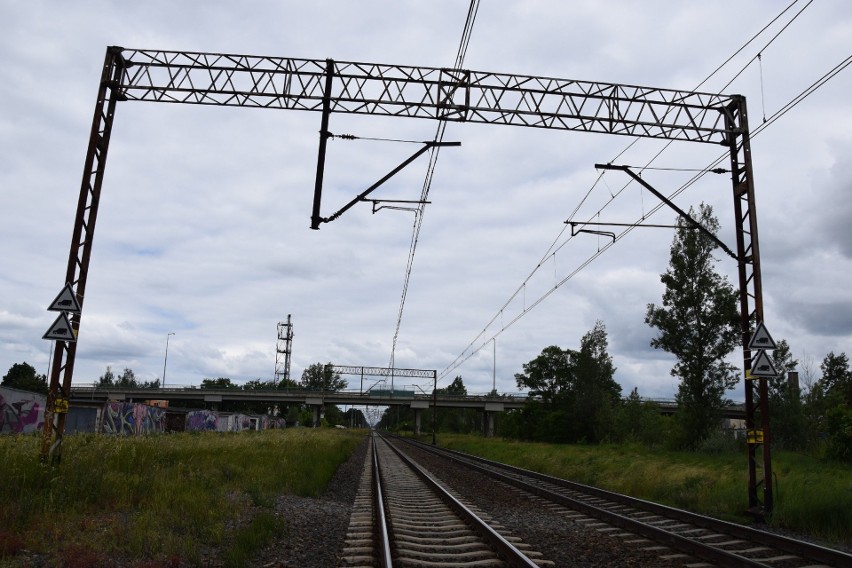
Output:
[{"xmin": 68, "ymin": 386, "xmax": 746, "ymax": 436}]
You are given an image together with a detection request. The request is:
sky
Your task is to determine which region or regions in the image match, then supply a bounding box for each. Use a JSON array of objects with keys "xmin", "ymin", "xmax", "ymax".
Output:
[{"xmin": 1, "ymin": 1, "xmax": 850, "ymax": 402}]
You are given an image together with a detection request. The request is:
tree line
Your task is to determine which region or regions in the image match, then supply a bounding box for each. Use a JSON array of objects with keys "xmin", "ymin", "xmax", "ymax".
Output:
[
  {"xmin": 377, "ymin": 204, "xmax": 852, "ymax": 462},
  {"xmin": 4, "ymin": 205, "xmax": 850, "ymax": 457}
]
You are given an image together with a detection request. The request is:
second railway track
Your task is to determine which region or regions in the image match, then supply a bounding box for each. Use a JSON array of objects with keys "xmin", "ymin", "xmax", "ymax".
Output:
[{"xmin": 391, "ymin": 435, "xmax": 852, "ymax": 568}]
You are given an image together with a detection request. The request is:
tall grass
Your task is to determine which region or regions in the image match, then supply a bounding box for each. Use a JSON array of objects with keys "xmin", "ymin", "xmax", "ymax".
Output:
[
  {"xmin": 0, "ymin": 429, "xmax": 366, "ymax": 566},
  {"xmin": 436, "ymin": 434, "xmax": 852, "ymax": 546}
]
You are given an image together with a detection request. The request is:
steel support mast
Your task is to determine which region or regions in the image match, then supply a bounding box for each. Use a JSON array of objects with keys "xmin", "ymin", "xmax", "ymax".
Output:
[
  {"xmin": 47, "ymin": 47, "xmax": 771, "ymax": 513},
  {"xmin": 275, "ymin": 315, "xmax": 294, "ymax": 385}
]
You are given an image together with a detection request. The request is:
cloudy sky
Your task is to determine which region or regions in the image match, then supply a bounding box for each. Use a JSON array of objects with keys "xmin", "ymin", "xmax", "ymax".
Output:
[{"xmin": 2, "ymin": 1, "xmax": 850, "ymax": 401}]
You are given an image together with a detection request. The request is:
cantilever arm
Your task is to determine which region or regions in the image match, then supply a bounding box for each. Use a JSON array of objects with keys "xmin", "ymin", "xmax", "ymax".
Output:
[
  {"xmin": 595, "ymin": 163, "xmax": 739, "ymax": 261},
  {"xmin": 320, "ymin": 141, "xmax": 460, "ymax": 225}
]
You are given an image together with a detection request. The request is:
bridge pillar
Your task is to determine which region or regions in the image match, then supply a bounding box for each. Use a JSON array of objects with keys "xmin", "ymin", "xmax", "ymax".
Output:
[
  {"xmin": 485, "ymin": 412, "xmax": 495, "ymax": 438},
  {"xmin": 410, "ymin": 400, "xmax": 429, "ymax": 437},
  {"xmin": 305, "ymin": 397, "xmax": 323, "ymax": 428},
  {"xmin": 483, "ymin": 402, "xmax": 504, "ymax": 438}
]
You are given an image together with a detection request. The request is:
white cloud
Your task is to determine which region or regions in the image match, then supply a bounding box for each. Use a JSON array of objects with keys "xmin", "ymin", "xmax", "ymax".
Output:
[{"xmin": 2, "ymin": 1, "xmax": 851, "ymax": 401}]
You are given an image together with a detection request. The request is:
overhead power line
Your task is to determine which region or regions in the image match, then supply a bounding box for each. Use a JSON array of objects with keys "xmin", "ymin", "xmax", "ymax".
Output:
[
  {"xmin": 439, "ymin": 3, "xmax": 844, "ymax": 381},
  {"xmin": 389, "ymin": 0, "xmax": 480, "ymax": 376}
]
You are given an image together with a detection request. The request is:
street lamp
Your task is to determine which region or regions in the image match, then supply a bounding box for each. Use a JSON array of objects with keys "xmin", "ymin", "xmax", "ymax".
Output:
[
  {"xmin": 492, "ymin": 337, "xmax": 497, "ymax": 394},
  {"xmin": 162, "ymin": 332, "xmax": 175, "ymax": 388}
]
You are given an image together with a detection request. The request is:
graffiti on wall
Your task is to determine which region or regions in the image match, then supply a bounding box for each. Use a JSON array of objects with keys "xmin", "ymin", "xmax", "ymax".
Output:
[
  {"xmin": 186, "ymin": 410, "xmax": 219, "ymax": 432},
  {"xmin": 0, "ymin": 386, "xmax": 45, "ymax": 434},
  {"xmin": 101, "ymin": 402, "xmax": 165, "ymax": 435}
]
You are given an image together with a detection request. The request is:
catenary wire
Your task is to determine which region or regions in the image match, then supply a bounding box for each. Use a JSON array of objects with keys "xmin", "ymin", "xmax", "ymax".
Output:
[
  {"xmin": 440, "ymin": 52, "xmax": 851, "ymax": 378},
  {"xmin": 439, "ymin": 11, "xmax": 844, "ymax": 381},
  {"xmin": 389, "ymin": 0, "xmax": 480, "ymax": 375}
]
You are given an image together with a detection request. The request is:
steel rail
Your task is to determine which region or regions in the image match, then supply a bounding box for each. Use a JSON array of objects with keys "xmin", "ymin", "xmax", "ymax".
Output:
[
  {"xmin": 400, "ymin": 438, "xmax": 852, "ymax": 568},
  {"xmin": 371, "ymin": 434, "xmax": 393, "ymax": 568},
  {"xmin": 377, "ymin": 434, "xmax": 539, "ymax": 568}
]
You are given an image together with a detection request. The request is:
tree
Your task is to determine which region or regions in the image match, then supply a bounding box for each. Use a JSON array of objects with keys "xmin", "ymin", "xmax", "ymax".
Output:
[
  {"xmin": 569, "ymin": 321, "xmax": 622, "ymax": 442},
  {"xmin": 116, "ymin": 367, "xmax": 138, "ymax": 387},
  {"xmin": 299, "ymin": 364, "xmax": 347, "ymax": 427},
  {"xmin": 96, "ymin": 366, "xmax": 116, "ymax": 387},
  {"xmin": 276, "ymin": 377, "xmax": 299, "ymax": 390},
  {"xmin": 820, "ymin": 352, "xmax": 851, "ymax": 406},
  {"xmin": 768, "ymin": 340, "xmax": 807, "ymax": 450},
  {"xmin": 612, "ymin": 387, "xmax": 668, "ymax": 446},
  {"xmin": 645, "ymin": 203, "xmax": 741, "ymax": 449},
  {"xmin": 816, "ymin": 352, "xmax": 852, "ymax": 462},
  {"xmin": 443, "ymin": 376, "xmax": 467, "ymax": 396},
  {"xmin": 201, "ymin": 377, "xmax": 237, "ymax": 389},
  {"xmin": 1, "ymin": 362, "xmax": 48, "ymax": 394},
  {"xmin": 437, "ymin": 376, "xmax": 478, "ymax": 433},
  {"xmin": 514, "ymin": 345, "xmax": 573, "ymax": 404},
  {"xmin": 300, "ymin": 363, "xmax": 347, "ymax": 392},
  {"xmin": 513, "ymin": 322, "xmax": 622, "ymax": 443}
]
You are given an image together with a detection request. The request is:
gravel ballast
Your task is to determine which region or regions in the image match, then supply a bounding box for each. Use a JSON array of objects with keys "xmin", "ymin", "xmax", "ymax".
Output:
[{"xmin": 251, "ymin": 435, "xmax": 687, "ymax": 567}]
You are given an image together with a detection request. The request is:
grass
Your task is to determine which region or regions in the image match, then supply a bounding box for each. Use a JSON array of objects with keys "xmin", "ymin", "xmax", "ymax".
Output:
[
  {"xmin": 4, "ymin": 428, "xmax": 847, "ymax": 565},
  {"xmin": 432, "ymin": 434, "xmax": 852, "ymax": 546},
  {"xmin": 0, "ymin": 428, "xmax": 366, "ymax": 567}
]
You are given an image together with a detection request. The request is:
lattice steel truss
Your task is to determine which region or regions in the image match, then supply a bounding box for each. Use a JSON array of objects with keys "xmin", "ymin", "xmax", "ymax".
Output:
[
  {"xmin": 275, "ymin": 315, "xmax": 294, "ymax": 385},
  {"xmin": 115, "ymin": 48, "xmax": 736, "ymax": 142},
  {"xmin": 43, "ymin": 46, "xmax": 772, "ymax": 515},
  {"xmin": 331, "ymin": 365, "xmax": 436, "ymax": 379}
]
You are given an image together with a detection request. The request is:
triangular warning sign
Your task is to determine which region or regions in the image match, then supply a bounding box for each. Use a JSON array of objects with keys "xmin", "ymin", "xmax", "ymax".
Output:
[
  {"xmin": 749, "ymin": 350, "xmax": 777, "ymax": 378},
  {"xmin": 48, "ymin": 284, "xmax": 81, "ymax": 313},
  {"xmin": 748, "ymin": 321, "xmax": 776, "ymax": 350},
  {"xmin": 42, "ymin": 312, "xmax": 77, "ymax": 342}
]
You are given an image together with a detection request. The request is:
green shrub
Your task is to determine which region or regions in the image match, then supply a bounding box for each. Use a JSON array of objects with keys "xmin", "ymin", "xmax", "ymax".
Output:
[{"xmin": 825, "ymin": 404, "xmax": 852, "ymax": 463}]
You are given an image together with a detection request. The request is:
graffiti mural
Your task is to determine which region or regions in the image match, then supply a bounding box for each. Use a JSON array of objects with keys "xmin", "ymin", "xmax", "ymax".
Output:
[
  {"xmin": 101, "ymin": 402, "xmax": 165, "ymax": 435},
  {"xmin": 185, "ymin": 410, "xmax": 219, "ymax": 432},
  {"xmin": 0, "ymin": 386, "xmax": 45, "ymax": 434},
  {"xmin": 216, "ymin": 413, "xmax": 257, "ymax": 432}
]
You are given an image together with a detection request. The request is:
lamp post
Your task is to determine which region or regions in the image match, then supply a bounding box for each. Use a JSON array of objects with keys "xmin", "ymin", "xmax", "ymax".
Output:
[
  {"xmin": 162, "ymin": 332, "xmax": 175, "ymax": 388},
  {"xmin": 492, "ymin": 337, "xmax": 496, "ymax": 394}
]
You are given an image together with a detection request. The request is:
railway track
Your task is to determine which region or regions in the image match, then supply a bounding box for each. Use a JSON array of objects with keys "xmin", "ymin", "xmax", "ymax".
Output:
[
  {"xmin": 395, "ymin": 436, "xmax": 852, "ymax": 568},
  {"xmin": 338, "ymin": 433, "xmax": 548, "ymax": 567}
]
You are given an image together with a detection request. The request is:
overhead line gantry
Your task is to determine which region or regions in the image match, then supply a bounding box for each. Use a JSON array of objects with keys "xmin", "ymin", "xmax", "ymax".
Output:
[{"xmin": 44, "ymin": 46, "xmax": 771, "ymax": 515}]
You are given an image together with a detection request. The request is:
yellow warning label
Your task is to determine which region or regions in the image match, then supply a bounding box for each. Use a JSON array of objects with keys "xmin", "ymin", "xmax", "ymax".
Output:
[
  {"xmin": 53, "ymin": 398, "xmax": 69, "ymax": 414},
  {"xmin": 746, "ymin": 429, "xmax": 764, "ymax": 444}
]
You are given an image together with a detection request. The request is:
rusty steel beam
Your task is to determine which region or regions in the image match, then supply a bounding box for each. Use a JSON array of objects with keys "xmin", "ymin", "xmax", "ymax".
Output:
[
  {"xmin": 724, "ymin": 96, "xmax": 772, "ymax": 514},
  {"xmin": 48, "ymin": 47, "xmax": 771, "ymax": 517},
  {"xmin": 114, "ymin": 48, "xmax": 737, "ymax": 143},
  {"xmin": 41, "ymin": 46, "xmax": 126, "ymax": 464}
]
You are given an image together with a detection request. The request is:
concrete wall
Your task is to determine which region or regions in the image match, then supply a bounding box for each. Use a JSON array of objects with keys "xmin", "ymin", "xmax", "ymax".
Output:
[{"xmin": 65, "ymin": 406, "xmax": 99, "ymax": 433}]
